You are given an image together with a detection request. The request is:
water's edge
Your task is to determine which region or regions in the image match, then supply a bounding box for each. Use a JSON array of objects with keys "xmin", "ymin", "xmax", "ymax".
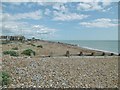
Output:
[
  {"xmin": 51, "ymin": 40, "xmax": 119, "ymax": 55},
  {"xmin": 80, "ymin": 46, "xmax": 119, "ymax": 55}
]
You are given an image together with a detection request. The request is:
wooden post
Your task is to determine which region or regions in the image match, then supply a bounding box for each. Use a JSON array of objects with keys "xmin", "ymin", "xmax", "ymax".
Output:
[
  {"xmin": 79, "ymin": 52, "xmax": 83, "ymax": 56},
  {"xmin": 111, "ymin": 53, "xmax": 114, "ymax": 56},
  {"xmin": 91, "ymin": 52, "xmax": 94, "ymax": 56},
  {"xmin": 119, "ymin": 53, "xmax": 120, "ymax": 56},
  {"xmin": 102, "ymin": 52, "xmax": 105, "ymax": 56},
  {"xmin": 66, "ymin": 50, "xmax": 70, "ymax": 57}
]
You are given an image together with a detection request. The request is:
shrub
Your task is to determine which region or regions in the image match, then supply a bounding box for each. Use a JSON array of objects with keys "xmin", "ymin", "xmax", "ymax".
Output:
[
  {"xmin": 12, "ymin": 47, "xmax": 18, "ymax": 50},
  {"xmin": 37, "ymin": 45, "xmax": 43, "ymax": 48},
  {"xmin": 21, "ymin": 49, "xmax": 35, "ymax": 56},
  {"xmin": 2, "ymin": 71, "xmax": 11, "ymax": 86},
  {"xmin": 3, "ymin": 51, "xmax": 19, "ymax": 57}
]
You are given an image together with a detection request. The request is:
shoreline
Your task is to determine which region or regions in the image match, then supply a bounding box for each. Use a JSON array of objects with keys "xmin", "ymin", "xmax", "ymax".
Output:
[
  {"xmin": 46, "ymin": 40, "xmax": 119, "ymax": 55},
  {"xmin": 1, "ymin": 39, "xmax": 119, "ymax": 56},
  {"xmin": 80, "ymin": 46, "xmax": 119, "ymax": 55}
]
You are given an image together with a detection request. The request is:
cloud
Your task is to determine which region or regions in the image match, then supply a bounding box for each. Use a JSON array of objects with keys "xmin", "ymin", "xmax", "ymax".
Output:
[
  {"xmin": 44, "ymin": 9, "xmax": 51, "ymax": 15},
  {"xmin": 77, "ymin": 2, "xmax": 112, "ymax": 11},
  {"xmin": 53, "ymin": 11, "xmax": 89, "ymax": 21},
  {"xmin": 32, "ymin": 25, "xmax": 56, "ymax": 35},
  {"xmin": 2, "ymin": 2, "xmax": 37, "ymax": 9},
  {"xmin": 2, "ymin": 10, "xmax": 42, "ymax": 21},
  {"xmin": 2, "ymin": 21, "xmax": 28, "ymax": 35},
  {"xmin": 2, "ymin": 20, "xmax": 56, "ymax": 38},
  {"xmin": 1, "ymin": 0, "xmax": 117, "ymax": 2},
  {"xmin": 1, "ymin": 3, "xmax": 56, "ymax": 39},
  {"xmin": 101, "ymin": 0, "xmax": 112, "ymax": 7},
  {"xmin": 53, "ymin": 3, "xmax": 67, "ymax": 12},
  {"xmin": 80, "ymin": 18, "xmax": 118, "ymax": 28},
  {"xmin": 2, "ymin": 2, "xmax": 23, "ymax": 10}
]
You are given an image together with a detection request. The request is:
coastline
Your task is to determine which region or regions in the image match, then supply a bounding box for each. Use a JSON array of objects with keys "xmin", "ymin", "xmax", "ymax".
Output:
[
  {"xmin": 1, "ymin": 39, "xmax": 119, "ymax": 56},
  {"xmin": 47, "ymin": 40, "xmax": 119, "ymax": 55},
  {"xmin": 80, "ymin": 46, "xmax": 119, "ymax": 55}
]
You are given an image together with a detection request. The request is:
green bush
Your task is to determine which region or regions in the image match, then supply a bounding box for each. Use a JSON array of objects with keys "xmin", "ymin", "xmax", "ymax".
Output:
[
  {"xmin": 2, "ymin": 71, "xmax": 11, "ymax": 86},
  {"xmin": 21, "ymin": 49, "xmax": 35, "ymax": 56},
  {"xmin": 12, "ymin": 47, "xmax": 18, "ymax": 50},
  {"xmin": 37, "ymin": 45, "xmax": 43, "ymax": 48},
  {"xmin": 3, "ymin": 51, "xmax": 19, "ymax": 57}
]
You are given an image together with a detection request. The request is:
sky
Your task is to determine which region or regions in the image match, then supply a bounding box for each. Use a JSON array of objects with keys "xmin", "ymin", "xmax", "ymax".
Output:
[{"xmin": 1, "ymin": 1, "xmax": 119, "ymax": 40}]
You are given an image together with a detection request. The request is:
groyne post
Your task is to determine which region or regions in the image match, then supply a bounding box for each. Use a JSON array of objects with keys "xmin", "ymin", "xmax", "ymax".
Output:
[
  {"xmin": 119, "ymin": 53, "xmax": 120, "ymax": 56},
  {"xmin": 66, "ymin": 50, "xmax": 70, "ymax": 57},
  {"xmin": 111, "ymin": 53, "xmax": 114, "ymax": 56},
  {"xmin": 79, "ymin": 52, "xmax": 83, "ymax": 56},
  {"xmin": 91, "ymin": 52, "xmax": 94, "ymax": 56},
  {"xmin": 102, "ymin": 52, "xmax": 105, "ymax": 56}
]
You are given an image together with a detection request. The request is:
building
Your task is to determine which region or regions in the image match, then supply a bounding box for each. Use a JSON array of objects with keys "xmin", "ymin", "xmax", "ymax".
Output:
[{"xmin": 0, "ymin": 35, "xmax": 25, "ymax": 41}]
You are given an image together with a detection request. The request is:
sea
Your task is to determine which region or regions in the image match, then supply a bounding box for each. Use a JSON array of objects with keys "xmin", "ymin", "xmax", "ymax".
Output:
[{"xmin": 52, "ymin": 40, "xmax": 119, "ymax": 54}]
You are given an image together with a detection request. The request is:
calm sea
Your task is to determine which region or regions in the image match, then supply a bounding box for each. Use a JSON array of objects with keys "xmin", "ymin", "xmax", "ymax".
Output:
[{"xmin": 52, "ymin": 40, "xmax": 119, "ymax": 54}]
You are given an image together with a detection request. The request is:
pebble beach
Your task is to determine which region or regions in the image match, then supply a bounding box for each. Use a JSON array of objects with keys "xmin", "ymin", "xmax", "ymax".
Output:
[{"xmin": 1, "ymin": 40, "xmax": 119, "ymax": 88}]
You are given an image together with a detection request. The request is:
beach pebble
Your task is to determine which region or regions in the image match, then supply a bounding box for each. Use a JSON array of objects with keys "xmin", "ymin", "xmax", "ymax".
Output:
[{"xmin": 2, "ymin": 55, "xmax": 118, "ymax": 88}]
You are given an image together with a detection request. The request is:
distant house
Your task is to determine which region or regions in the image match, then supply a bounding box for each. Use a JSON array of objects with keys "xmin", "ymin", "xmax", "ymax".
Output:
[{"xmin": 0, "ymin": 35, "xmax": 25, "ymax": 41}]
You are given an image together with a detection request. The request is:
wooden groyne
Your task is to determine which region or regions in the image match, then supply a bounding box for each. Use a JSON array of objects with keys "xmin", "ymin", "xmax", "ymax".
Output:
[{"xmin": 39, "ymin": 51, "xmax": 119, "ymax": 58}]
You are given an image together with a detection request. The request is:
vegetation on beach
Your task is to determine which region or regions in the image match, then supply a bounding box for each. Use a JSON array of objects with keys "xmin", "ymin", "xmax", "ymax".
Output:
[
  {"xmin": 3, "ymin": 51, "xmax": 19, "ymax": 57},
  {"xmin": 1, "ymin": 71, "xmax": 11, "ymax": 86},
  {"xmin": 12, "ymin": 47, "xmax": 18, "ymax": 50},
  {"xmin": 21, "ymin": 49, "xmax": 35, "ymax": 56},
  {"xmin": 37, "ymin": 45, "xmax": 43, "ymax": 48}
]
